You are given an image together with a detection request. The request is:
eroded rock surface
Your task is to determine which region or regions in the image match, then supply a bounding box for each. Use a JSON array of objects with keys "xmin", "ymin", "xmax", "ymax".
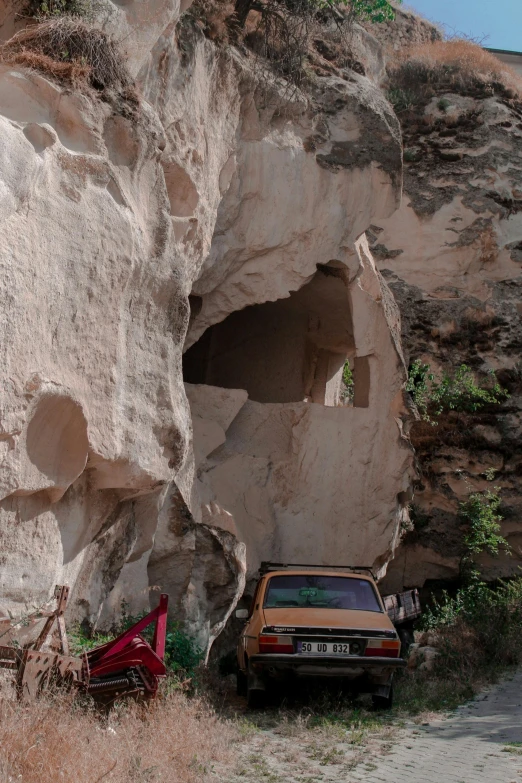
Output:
[
  {"xmin": 0, "ymin": 3, "xmax": 414, "ymax": 649},
  {"xmin": 376, "ymin": 78, "xmax": 522, "ymax": 593}
]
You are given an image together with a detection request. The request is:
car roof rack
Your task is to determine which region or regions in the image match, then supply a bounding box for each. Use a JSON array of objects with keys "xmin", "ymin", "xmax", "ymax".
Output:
[{"xmin": 259, "ymin": 562, "xmax": 376, "ymax": 579}]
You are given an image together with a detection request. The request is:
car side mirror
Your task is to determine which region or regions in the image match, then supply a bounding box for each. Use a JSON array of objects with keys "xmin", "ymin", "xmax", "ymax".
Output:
[{"xmin": 235, "ymin": 609, "xmax": 249, "ymax": 620}]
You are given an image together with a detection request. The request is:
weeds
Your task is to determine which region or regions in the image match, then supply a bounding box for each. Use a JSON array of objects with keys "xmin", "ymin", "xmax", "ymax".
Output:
[
  {"xmin": 460, "ymin": 488, "xmax": 509, "ymax": 563},
  {"xmin": 26, "ymin": 0, "xmax": 94, "ymax": 18},
  {"xmin": 387, "ymin": 86, "xmax": 418, "ymax": 113},
  {"xmin": 415, "ymin": 478, "xmax": 521, "ymax": 691},
  {"xmin": 407, "ymin": 360, "xmax": 508, "ymax": 423},
  {"xmin": 195, "ymin": 0, "xmax": 401, "ymax": 91},
  {"xmin": 393, "ymin": 668, "xmax": 476, "ymax": 713},
  {"xmin": 0, "ymin": 49, "xmax": 91, "ymax": 81},
  {"xmin": 388, "ymin": 40, "xmax": 522, "ymax": 103},
  {"xmin": 423, "ymin": 578, "xmax": 522, "ymax": 678},
  {"xmin": 503, "ymin": 742, "xmax": 522, "ymax": 755},
  {"xmin": 402, "ymin": 474, "xmax": 519, "ymax": 713}
]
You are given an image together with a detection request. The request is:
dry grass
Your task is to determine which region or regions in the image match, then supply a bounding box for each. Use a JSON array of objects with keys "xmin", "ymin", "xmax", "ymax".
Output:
[
  {"xmin": 0, "ymin": 19, "xmax": 131, "ymax": 90},
  {"xmin": 0, "ymin": 687, "xmax": 236, "ymax": 782},
  {"xmin": 388, "ymin": 39, "xmax": 522, "ymax": 102},
  {"xmin": 0, "ymin": 49, "xmax": 91, "ymax": 82}
]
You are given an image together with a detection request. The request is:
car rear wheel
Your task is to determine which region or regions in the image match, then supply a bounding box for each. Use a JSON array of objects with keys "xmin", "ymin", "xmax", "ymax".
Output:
[{"xmin": 372, "ymin": 683, "xmax": 394, "ymax": 710}]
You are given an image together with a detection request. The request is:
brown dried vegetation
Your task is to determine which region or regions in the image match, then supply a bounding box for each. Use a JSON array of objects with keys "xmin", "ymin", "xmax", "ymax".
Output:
[
  {"xmin": 0, "ymin": 49, "xmax": 91, "ymax": 81},
  {"xmin": 387, "ymin": 40, "xmax": 522, "ymax": 123},
  {"xmin": 390, "ymin": 40, "xmax": 522, "ymax": 98},
  {"xmin": 0, "ymin": 19, "xmax": 131, "ymax": 91},
  {"xmin": 184, "ymin": 0, "xmax": 365, "ymax": 88},
  {"xmin": 0, "ymin": 688, "xmax": 236, "ymax": 783}
]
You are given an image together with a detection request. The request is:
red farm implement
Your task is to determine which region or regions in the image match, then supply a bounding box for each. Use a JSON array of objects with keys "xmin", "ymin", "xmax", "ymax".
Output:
[{"xmin": 0, "ymin": 585, "xmax": 169, "ymax": 705}]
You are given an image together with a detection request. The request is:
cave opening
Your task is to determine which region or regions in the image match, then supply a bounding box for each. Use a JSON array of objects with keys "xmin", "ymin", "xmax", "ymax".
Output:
[{"xmin": 183, "ymin": 265, "xmax": 358, "ymax": 406}]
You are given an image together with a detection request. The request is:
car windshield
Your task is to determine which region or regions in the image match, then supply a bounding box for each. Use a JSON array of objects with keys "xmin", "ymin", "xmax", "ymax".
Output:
[{"xmin": 264, "ymin": 575, "xmax": 382, "ymax": 612}]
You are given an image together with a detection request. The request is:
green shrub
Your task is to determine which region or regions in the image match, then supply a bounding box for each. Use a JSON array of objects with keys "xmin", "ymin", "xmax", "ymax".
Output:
[
  {"xmin": 421, "ymin": 577, "xmax": 522, "ymax": 673},
  {"xmin": 69, "ymin": 625, "xmax": 113, "ymax": 655},
  {"xmin": 419, "ymin": 483, "xmax": 519, "ymax": 679},
  {"xmin": 164, "ymin": 622, "xmax": 204, "ymax": 679},
  {"xmin": 432, "ymin": 364, "xmax": 508, "ymax": 414},
  {"xmin": 27, "ymin": 0, "xmax": 93, "ymax": 18},
  {"xmin": 407, "ymin": 360, "xmax": 508, "ymax": 422},
  {"xmin": 341, "ymin": 0, "xmax": 397, "ymax": 22},
  {"xmin": 460, "ymin": 489, "xmax": 509, "ymax": 562}
]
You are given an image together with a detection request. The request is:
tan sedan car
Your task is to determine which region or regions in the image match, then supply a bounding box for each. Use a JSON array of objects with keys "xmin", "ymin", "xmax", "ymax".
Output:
[{"xmin": 236, "ymin": 564, "xmax": 405, "ymax": 708}]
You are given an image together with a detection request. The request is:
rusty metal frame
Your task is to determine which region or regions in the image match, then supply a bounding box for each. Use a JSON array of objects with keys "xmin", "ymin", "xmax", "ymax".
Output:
[
  {"xmin": 33, "ymin": 584, "xmax": 70, "ymax": 654},
  {"xmin": 0, "ymin": 586, "xmax": 169, "ymax": 705}
]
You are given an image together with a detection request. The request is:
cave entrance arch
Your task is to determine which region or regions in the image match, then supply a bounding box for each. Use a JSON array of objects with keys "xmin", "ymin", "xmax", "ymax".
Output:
[{"xmin": 183, "ymin": 265, "xmax": 357, "ymax": 406}]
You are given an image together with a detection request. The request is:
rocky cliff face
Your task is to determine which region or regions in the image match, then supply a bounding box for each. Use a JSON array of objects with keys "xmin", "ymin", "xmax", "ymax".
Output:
[
  {"xmin": 0, "ymin": 1, "xmax": 415, "ymax": 647},
  {"xmin": 375, "ymin": 52, "xmax": 522, "ymax": 593}
]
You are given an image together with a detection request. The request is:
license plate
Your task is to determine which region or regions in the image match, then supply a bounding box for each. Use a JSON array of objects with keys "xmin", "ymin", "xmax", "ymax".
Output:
[{"xmin": 297, "ymin": 641, "xmax": 351, "ymax": 655}]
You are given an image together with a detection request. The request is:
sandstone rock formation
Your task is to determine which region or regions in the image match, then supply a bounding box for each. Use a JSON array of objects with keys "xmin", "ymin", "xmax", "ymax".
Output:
[{"xmin": 0, "ymin": 0, "xmax": 416, "ymax": 649}]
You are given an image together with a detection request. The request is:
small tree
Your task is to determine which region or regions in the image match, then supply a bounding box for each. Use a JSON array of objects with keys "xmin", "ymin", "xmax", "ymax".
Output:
[{"xmin": 459, "ymin": 488, "xmax": 510, "ymax": 580}]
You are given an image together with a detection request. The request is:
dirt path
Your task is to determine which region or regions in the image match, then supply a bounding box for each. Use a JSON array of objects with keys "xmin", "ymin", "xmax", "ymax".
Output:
[{"xmin": 224, "ymin": 671, "xmax": 522, "ymax": 783}]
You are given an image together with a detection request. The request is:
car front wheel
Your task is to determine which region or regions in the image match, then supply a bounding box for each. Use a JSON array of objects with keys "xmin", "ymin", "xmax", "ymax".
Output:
[
  {"xmin": 237, "ymin": 669, "xmax": 247, "ymax": 697},
  {"xmin": 372, "ymin": 683, "xmax": 394, "ymax": 710}
]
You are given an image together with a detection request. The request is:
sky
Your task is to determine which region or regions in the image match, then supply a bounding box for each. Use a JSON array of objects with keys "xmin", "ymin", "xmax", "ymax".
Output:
[{"xmin": 405, "ymin": 0, "xmax": 522, "ymax": 52}]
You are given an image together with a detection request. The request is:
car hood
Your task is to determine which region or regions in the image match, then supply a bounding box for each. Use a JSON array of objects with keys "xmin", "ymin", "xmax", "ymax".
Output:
[{"xmin": 262, "ymin": 607, "xmax": 394, "ymax": 632}]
